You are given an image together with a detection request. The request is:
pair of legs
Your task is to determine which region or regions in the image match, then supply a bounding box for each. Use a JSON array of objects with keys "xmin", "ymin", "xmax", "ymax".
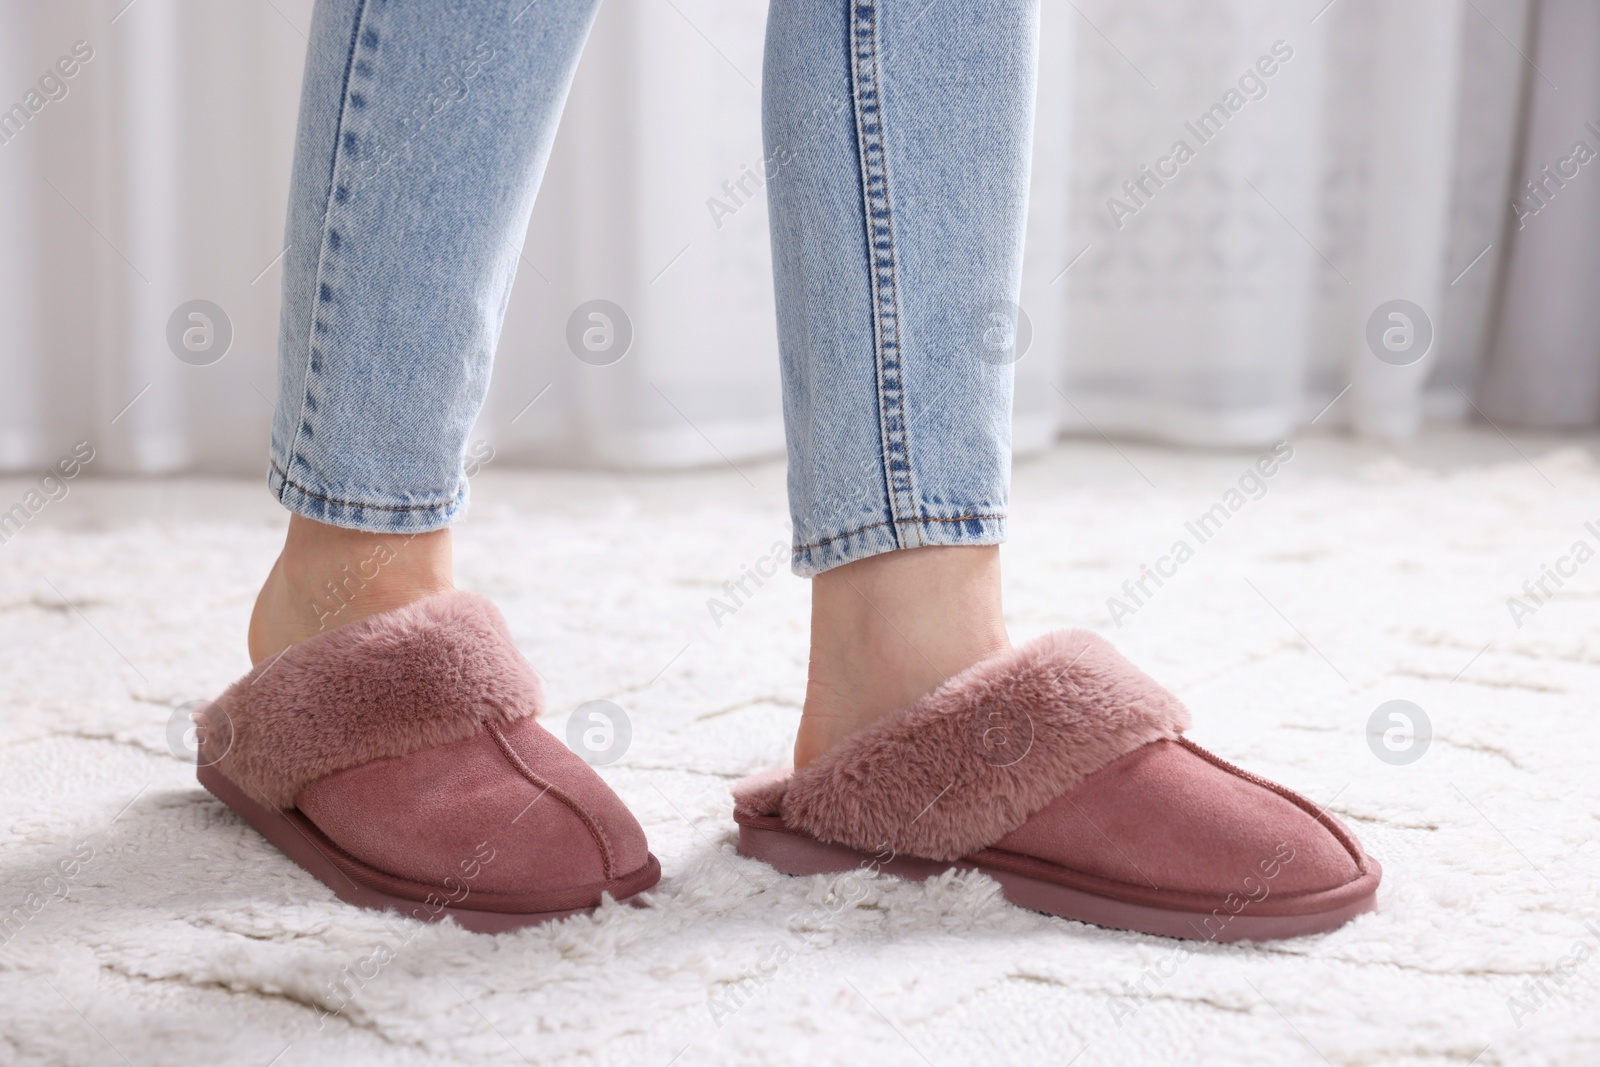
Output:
[
  {"xmin": 250, "ymin": 0, "xmax": 1036, "ymax": 767},
  {"xmin": 216, "ymin": 0, "xmax": 1380, "ymax": 942}
]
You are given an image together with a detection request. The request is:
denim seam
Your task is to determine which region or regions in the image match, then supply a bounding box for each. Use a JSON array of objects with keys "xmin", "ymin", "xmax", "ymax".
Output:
[
  {"xmin": 794, "ymin": 512, "xmax": 1007, "ymax": 554},
  {"xmin": 849, "ymin": 0, "xmax": 922, "ymax": 550},
  {"xmin": 270, "ymin": 459, "xmax": 457, "ymax": 514},
  {"xmin": 276, "ymin": 0, "xmax": 376, "ymax": 503}
]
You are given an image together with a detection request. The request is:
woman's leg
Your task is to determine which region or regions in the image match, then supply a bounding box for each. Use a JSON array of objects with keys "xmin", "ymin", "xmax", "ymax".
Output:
[
  {"xmin": 219, "ymin": 0, "xmax": 661, "ymax": 931},
  {"xmin": 752, "ymin": 11, "xmax": 1379, "ymax": 941},
  {"xmin": 762, "ymin": 1, "xmax": 1039, "ymax": 765},
  {"xmin": 250, "ymin": 0, "xmax": 601, "ymax": 662}
]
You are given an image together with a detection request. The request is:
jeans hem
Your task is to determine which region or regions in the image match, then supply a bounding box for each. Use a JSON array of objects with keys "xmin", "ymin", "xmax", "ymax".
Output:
[
  {"xmin": 268, "ymin": 460, "xmax": 465, "ymax": 534},
  {"xmin": 791, "ymin": 513, "xmax": 1007, "ymax": 577}
]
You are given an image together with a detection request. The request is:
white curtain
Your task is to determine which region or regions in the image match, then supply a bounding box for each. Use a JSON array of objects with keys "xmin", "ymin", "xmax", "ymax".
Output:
[
  {"xmin": 1060, "ymin": 0, "xmax": 1528, "ymax": 444},
  {"xmin": 0, "ymin": 0, "xmax": 309, "ymax": 474},
  {"xmin": 1478, "ymin": 0, "xmax": 1600, "ymax": 427},
  {"xmin": 0, "ymin": 0, "xmax": 1541, "ymax": 477}
]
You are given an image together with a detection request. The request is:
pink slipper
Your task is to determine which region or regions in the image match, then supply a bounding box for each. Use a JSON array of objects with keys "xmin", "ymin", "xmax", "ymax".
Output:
[
  {"xmin": 733, "ymin": 632, "xmax": 1379, "ymax": 942},
  {"xmin": 195, "ymin": 592, "xmax": 660, "ymax": 933}
]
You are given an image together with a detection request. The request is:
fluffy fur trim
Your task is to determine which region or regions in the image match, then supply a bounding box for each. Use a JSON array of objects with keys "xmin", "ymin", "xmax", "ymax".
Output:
[
  {"xmin": 200, "ymin": 592, "xmax": 542, "ymax": 808},
  {"xmin": 732, "ymin": 769, "xmax": 793, "ymax": 820},
  {"xmin": 777, "ymin": 630, "xmax": 1190, "ymax": 861}
]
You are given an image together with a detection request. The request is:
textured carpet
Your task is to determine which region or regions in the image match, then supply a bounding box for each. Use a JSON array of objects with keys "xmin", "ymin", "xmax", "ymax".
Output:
[{"xmin": 1, "ymin": 431, "xmax": 1598, "ymax": 1067}]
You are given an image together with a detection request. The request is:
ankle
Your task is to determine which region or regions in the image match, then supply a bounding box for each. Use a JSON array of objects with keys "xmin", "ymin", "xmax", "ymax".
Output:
[
  {"xmin": 247, "ymin": 514, "xmax": 454, "ymax": 664},
  {"xmin": 797, "ymin": 545, "xmax": 1009, "ymax": 768}
]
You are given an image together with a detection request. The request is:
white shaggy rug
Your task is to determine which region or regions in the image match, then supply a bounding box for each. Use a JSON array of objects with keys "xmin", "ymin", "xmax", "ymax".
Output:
[{"xmin": 2, "ymin": 429, "xmax": 1599, "ymax": 1067}]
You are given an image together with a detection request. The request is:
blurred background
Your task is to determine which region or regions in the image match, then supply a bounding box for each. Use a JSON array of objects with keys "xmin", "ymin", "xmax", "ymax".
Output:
[{"xmin": 0, "ymin": 0, "xmax": 1596, "ymax": 476}]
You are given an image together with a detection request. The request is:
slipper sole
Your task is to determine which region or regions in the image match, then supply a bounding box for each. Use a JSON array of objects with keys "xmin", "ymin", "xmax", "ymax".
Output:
[{"xmin": 736, "ymin": 814, "xmax": 1379, "ymax": 942}]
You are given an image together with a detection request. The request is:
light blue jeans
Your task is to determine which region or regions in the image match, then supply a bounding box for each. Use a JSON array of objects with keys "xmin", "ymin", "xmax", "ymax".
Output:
[{"xmin": 271, "ymin": 0, "xmax": 1037, "ymax": 576}]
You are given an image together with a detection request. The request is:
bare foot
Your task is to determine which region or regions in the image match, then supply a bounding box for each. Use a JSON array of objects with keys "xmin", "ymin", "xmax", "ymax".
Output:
[
  {"xmin": 247, "ymin": 513, "xmax": 455, "ymax": 665},
  {"xmin": 796, "ymin": 545, "xmax": 1010, "ymax": 769}
]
